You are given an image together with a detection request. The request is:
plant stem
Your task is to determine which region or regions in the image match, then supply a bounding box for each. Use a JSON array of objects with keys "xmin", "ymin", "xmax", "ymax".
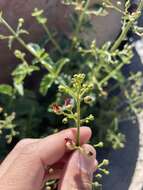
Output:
[
  {"xmin": 1, "ymin": 17, "xmax": 53, "ymax": 72},
  {"xmin": 110, "ymin": 0, "xmax": 143, "ymax": 52},
  {"xmin": 99, "ymin": 62, "xmax": 125, "ymax": 86},
  {"xmin": 76, "ymin": 95, "xmax": 81, "ymax": 146},
  {"xmin": 70, "ymin": 0, "xmax": 90, "ymax": 52},
  {"xmin": 42, "ymin": 24, "xmax": 62, "ymax": 54},
  {"xmin": 75, "ymin": 0, "xmax": 90, "ymax": 36},
  {"xmin": 110, "ymin": 20, "xmax": 132, "ymax": 52},
  {"xmin": 105, "ymin": 0, "xmax": 124, "ymax": 14}
]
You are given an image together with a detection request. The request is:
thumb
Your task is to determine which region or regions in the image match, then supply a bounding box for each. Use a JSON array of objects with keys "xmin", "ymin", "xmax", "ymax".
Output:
[{"xmin": 58, "ymin": 144, "xmax": 97, "ymax": 190}]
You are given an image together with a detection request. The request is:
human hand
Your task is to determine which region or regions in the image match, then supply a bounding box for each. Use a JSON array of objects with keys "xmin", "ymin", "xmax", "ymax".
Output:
[{"xmin": 0, "ymin": 127, "xmax": 97, "ymax": 190}]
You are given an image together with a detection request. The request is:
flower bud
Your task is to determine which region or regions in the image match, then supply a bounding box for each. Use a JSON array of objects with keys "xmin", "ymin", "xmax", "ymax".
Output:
[
  {"xmin": 62, "ymin": 117, "xmax": 68, "ymax": 124},
  {"xmin": 94, "ymin": 142, "xmax": 104, "ymax": 148},
  {"xmin": 93, "ymin": 182, "xmax": 102, "ymax": 188},
  {"xmin": 84, "ymin": 96, "xmax": 93, "ymax": 104},
  {"xmin": 0, "ymin": 107, "xmax": 3, "ymax": 113},
  {"xmin": 85, "ymin": 114, "xmax": 94, "ymax": 123},
  {"xmin": 19, "ymin": 18, "xmax": 24, "ymax": 24},
  {"xmin": 58, "ymin": 85, "xmax": 65, "ymax": 92},
  {"xmin": 96, "ymin": 174, "xmax": 102, "ymax": 178},
  {"xmin": 66, "ymin": 104, "xmax": 73, "ymax": 111},
  {"xmin": 102, "ymin": 169, "xmax": 110, "ymax": 175},
  {"xmin": 89, "ymin": 83, "xmax": 94, "ymax": 89},
  {"xmin": 46, "ymin": 186, "xmax": 52, "ymax": 190},
  {"xmin": 102, "ymin": 159, "xmax": 109, "ymax": 166}
]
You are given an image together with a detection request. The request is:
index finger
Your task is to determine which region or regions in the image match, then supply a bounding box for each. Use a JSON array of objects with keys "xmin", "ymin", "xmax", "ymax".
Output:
[{"xmin": 31, "ymin": 127, "xmax": 92, "ymax": 166}]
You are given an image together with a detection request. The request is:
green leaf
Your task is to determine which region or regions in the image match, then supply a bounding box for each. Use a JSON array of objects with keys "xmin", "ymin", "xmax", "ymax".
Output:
[
  {"xmin": 12, "ymin": 63, "xmax": 39, "ymax": 84},
  {"xmin": 32, "ymin": 8, "xmax": 47, "ymax": 24},
  {"xmin": 0, "ymin": 85, "xmax": 13, "ymax": 96},
  {"xmin": 32, "ymin": 9, "xmax": 44, "ymax": 17},
  {"xmin": 40, "ymin": 74, "xmax": 54, "ymax": 95},
  {"xmin": 27, "ymin": 43, "xmax": 45, "ymax": 57},
  {"xmin": 14, "ymin": 82, "xmax": 24, "ymax": 96},
  {"xmin": 27, "ymin": 43, "xmax": 54, "ymax": 72},
  {"xmin": 55, "ymin": 58, "xmax": 70, "ymax": 74}
]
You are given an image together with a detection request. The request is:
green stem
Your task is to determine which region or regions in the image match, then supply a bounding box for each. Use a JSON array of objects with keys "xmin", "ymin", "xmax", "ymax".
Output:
[
  {"xmin": 75, "ymin": 0, "xmax": 90, "ymax": 36},
  {"xmin": 42, "ymin": 24, "xmax": 62, "ymax": 54},
  {"xmin": 99, "ymin": 62, "xmax": 125, "ymax": 86},
  {"xmin": 110, "ymin": 20, "xmax": 132, "ymax": 52},
  {"xmin": 76, "ymin": 95, "xmax": 81, "ymax": 146},
  {"xmin": 105, "ymin": 1, "xmax": 124, "ymax": 14},
  {"xmin": 1, "ymin": 17, "xmax": 53, "ymax": 73},
  {"xmin": 110, "ymin": 0, "xmax": 143, "ymax": 52},
  {"xmin": 70, "ymin": 0, "xmax": 90, "ymax": 52}
]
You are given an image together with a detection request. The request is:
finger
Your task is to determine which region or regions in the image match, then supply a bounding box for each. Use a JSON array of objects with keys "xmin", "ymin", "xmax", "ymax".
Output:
[
  {"xmin": 58, "ymin": 144, "xmax": 98, "ymax": 190},
  {"xmin": 44, "ymin": 168, "xmax": 63, "ymax": 180},
  {"xmin": 44, "ymin": 152, "xmax": 72, "ymax": 181},
  {"xmin": 33, "ymin": 127, "xmax": 92, "ymax": 166},
  {"xmin": 0, "ymin": 138, "xmax": 39, "ymax": 177}
]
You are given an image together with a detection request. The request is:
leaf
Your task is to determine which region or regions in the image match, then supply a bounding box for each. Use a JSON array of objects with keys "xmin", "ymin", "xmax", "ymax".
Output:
[
  {"xmin": 27, "ymin": 43, "xmax": 45, "ymax": 57},
  {"xmin": 133, "ymin": 26, "xmax": 143, "ymax": 36},
  {"xmin": 0, "ymin": 85, "xmax": 13, "ymax": 96},
  {"xmin": 32, "ymin": 8, "xmax": 47, "ymax": 24},
  {"xmin": 27, "ymin": 43, "xmax": 54, "ymax": 72},
  {"xmin": 113, "ymin": 72, "xmax": 125, "ymax": 83},
  {"xmin": 40, "ymin": 74, "xmax": 54, "ymax": 95},
  {"xmin": 12, "ymin": 63, "xmax": 39, "ymax": 84},
  {"xmin": 55, "ymin": 58, "xmax": 70, "ymax": 74},
  {"xmin": 32, "ymin": 9, "xmax": 44, "ymax": 17},
  {"xmin": 14, "ymin": 82, "xmax": 24, "ymax": 96}
]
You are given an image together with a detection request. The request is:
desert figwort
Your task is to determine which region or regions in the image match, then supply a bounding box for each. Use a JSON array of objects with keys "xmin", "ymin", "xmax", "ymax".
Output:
[
  {"xmin": 51, "ymin": 74, "xmax": 109, "ymax": 189},
  {"xmin": 0, "ymin": 0, "xmax": 143, "ymax": 151},
  {"xmin": 52, "ymin": 73, "xmax": 94, "ymax": 146}
]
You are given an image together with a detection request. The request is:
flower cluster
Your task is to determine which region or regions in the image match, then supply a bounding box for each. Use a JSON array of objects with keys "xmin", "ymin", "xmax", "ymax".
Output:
[{"xmin": 52, "ymin": 74, "xmax": 95, "ymax": 146}]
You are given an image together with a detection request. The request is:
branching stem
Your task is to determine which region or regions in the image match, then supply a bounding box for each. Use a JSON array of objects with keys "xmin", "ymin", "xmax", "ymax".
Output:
[
  {"xmin": 42, "ymin": 24, "xmax": 62, "ymax": 53},
  {"xmin": 110, "ymin": 0, "xmax": 143, "ymax": 51}
]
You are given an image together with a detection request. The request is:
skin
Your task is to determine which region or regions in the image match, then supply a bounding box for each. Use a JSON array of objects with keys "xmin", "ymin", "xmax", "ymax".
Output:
[{"xmin": 0, "ymin": 127, "xmax": 97, "ymax": 190}]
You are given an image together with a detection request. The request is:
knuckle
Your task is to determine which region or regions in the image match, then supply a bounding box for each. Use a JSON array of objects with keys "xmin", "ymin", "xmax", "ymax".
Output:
[
  {"xmin": 20, "ymin": 141, "xmax": 38, "ymax": 156},
  {"xmin": 13, "ymin": 138, "xmax": 40, "ymax": 158},
  {"xmin": 14, "ymin": 138, "xmax": 35, "ymax": 151},
  {"xmin": 60, "ymin": 128, "xmax": 75, "ymax": 141}
]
